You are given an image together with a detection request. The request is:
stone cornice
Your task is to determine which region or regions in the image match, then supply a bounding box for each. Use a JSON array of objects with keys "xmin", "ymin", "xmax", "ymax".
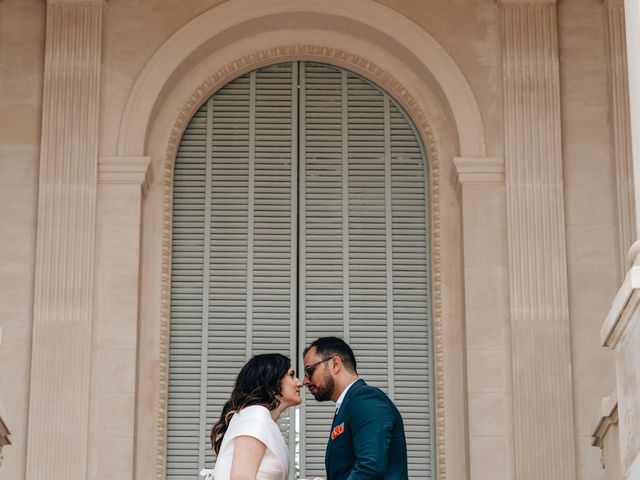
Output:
[
  {"xmin": 601, "ymin": 265, "xmax": 640, "ymax": 347},
  {"xmin": 592, "ymin": 392, "xmax": 618, "ymax": 447},
  {"xmin": 453, "ymin": 157, "xmax": 504, "ymax": 184},
  {"xmin": 99, "ymin": 156, "xmax": 152, "ymax": 195}
]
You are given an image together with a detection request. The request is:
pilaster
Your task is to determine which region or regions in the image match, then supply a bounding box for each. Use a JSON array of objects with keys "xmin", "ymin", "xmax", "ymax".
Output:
[
  {"xmin": 454, "ymin": 157, "xmax": 512, "ymax": 479},
  {"xmin": 25, "ymin": 1, "xmax": 103, "ymax": 479},
  {"xmin": 499, "ymin": 1, "xmax": 577, "ymax": 478},
  {"xmin": 626, "ymin": 0, "xmax": 640, "ymax": 245},
  {"xmin": 87, "ymin": 156, "xmax": 150, "ymax": 480},
  {"xmin": 603, "ymin": 0, "xmax": 635, "ymax": 278}
]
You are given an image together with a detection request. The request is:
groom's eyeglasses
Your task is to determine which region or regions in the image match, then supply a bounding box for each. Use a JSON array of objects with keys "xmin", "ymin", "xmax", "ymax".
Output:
[{"xmin": 304, "ymin": 357, "xmax": 334, "ymax": 379}]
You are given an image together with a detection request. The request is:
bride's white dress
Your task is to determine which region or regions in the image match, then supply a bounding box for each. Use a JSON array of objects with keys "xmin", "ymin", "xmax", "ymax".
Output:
[{"xmin": 213, "ymin": 405, "xmax": 289, "ymax": 480}]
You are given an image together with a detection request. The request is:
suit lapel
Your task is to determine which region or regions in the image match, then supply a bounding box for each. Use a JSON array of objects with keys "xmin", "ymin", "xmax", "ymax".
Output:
[{"xmin": 326, "ymin": 379, "xmax": 366, "ymax": 476}]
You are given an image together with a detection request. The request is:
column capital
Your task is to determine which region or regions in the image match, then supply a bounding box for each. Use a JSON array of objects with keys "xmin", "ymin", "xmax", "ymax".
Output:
[
  {"xmin": 602, "ymin": 0, "xmax": 624, "ymax": 7},
  {"xmin": 99, "ymin": 156, "xmax": 152, "ymax": 194},
  {"xmin": 453, "ymin": 157, "xmax": 504, "ymax": 184}
]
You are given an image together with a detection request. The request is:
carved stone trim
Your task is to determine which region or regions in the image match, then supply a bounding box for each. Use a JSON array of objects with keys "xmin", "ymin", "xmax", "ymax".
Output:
[
  {"xmin": 453, "ymin": 156, "xmax": 505, "ymax": 184},
  {"xmin": 99, "ymin": 156, "xmax": 152, "ymax": 195},
  {"xmin": 156, "ymin": 47, "xmax": 444, "ymax": 480},
  {"xmin": 117, "ymin": 0, "xmax": 486, "ymax": 158}
]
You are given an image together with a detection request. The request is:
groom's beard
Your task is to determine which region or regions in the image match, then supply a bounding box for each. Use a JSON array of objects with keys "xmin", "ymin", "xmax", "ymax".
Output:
[{"xmin": 310, "ymin": 372, "xmax": 334, "ymax": 402}]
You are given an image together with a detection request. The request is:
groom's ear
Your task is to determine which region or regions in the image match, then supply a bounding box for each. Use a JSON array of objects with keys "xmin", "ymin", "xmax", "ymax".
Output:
[{"xmin": 330, "ymin": 355, "xmax": 342, "ymax": 372}]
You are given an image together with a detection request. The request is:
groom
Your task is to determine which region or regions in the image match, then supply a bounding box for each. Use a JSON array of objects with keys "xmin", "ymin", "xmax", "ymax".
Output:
[{"xmin": 303, "ymin": 337, "xmax": 409, "ymax": 480}]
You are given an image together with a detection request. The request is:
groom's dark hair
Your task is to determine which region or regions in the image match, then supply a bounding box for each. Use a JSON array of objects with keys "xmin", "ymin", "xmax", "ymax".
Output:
[{"xmin": 304, "ymin": 336, "xmax": 358, "ymax": 374}]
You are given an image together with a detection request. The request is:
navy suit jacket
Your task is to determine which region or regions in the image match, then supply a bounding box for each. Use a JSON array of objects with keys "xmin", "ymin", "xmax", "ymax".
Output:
[{"xmin": 325, "ymin": 379, "xmax": 409, "ymax": 480}]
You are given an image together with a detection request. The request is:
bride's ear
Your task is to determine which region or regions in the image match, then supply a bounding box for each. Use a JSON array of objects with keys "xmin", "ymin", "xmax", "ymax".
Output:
[{"xmin": 270, "ymin": 393, "xmax": 281, "ymax": 410}]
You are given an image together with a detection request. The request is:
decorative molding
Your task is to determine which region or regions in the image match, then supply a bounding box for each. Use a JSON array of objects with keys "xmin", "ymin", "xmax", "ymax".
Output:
[
  {"xmin": 592, "ymin": 392, "xmax": 619, "ymax": 448},
  {"xmin": 116, "ymin": 0, "xmax": 486, "ymax": 158},
  {"xmin": 155, "ymin": 49, "xmax": 444, "ymax": 480},
  {"xmin": 603, "ymin": 0, "xmax": 624, "ymax": 7},
  {"xmin": 25, "ymin": 2, "xmax": 103, "ymax": 479},
  {"xmin": 601, "ymin": 265, "xmax": 640, "ymax": 347},
  {"xmin": 604, "ymin": 1, "xmax": 636, "ymax": 278},
  {"xmin": 500, "ymin": 2, "xmax": 577, "ymax": 479},
  {"xmin": 453, "ymin": 156, "xmax": 504, "ymax": 184},
  {"xmin": 99, "ymin": 156, "xmax": 152, "ymax": 195}
]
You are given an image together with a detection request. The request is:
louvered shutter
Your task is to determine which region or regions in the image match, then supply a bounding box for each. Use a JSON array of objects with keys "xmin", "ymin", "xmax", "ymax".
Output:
[
  {"xmin": 168, "ymin": 61, "xmax": 434, "ymax": 480},
  {"xmin": 298, "ymin": 63, "xmax": 346, "ymax": 476},
  {"xmin": 167, "ymin": 100, "xmax": 208, "ymax": 478},
  {"xmin": 299, "ymin": 62, "xmax": 435, "ymax": 479},
  {"xmin": 167, "ymin": 63, "xmax": 297, "ymax": 479}
]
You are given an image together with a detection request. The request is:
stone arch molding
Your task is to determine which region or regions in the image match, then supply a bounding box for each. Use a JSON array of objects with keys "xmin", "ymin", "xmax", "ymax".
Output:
[
  {"xmin": 153, "ymin": 45, "xmax": 453, "ymax": 480},
  {"xmin": 122, "ymin": 2, "xmax": 485, "ymax": 479},
  {"xmin": 116, "ymin": 0, "xmax": 487, "ymax": 158}
]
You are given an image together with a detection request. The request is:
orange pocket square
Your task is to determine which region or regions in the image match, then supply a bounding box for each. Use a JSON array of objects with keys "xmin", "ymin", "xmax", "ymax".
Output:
[{"xmin": 331, "ymin": 422, "xmax": 345, "ymax": 440}]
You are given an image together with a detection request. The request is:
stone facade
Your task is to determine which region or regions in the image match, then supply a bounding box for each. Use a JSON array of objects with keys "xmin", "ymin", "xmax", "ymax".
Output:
[{"xmin": 0, "ymin": 0, "xmax": 635, "ymax": 479}]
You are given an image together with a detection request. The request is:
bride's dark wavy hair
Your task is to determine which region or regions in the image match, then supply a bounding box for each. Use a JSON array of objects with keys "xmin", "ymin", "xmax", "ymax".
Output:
[{"xmin": 210, "ymin": 353, "xmax": 291, "ymax": 455}]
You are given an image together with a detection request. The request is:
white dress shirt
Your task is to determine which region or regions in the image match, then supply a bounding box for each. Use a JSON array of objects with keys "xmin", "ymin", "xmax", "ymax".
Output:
[{"xmin": 335, "ymin": 379, "xmax": 359, "ymax": 414}]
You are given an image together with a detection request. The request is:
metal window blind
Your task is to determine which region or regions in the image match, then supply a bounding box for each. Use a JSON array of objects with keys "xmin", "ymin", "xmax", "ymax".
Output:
[{"xmin": 168, "ymin": 61, "xmax": 435, "ymax": 480}]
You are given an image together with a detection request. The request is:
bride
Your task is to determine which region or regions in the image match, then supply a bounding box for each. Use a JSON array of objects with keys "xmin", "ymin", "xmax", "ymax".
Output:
[{"xmin": 210, "ymin": 353, "xmax": 303, "ymax": 480}]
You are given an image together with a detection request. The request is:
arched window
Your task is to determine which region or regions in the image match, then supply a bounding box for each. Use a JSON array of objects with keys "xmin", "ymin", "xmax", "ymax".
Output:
[{"xmin": 167, "ymin": 62, "xmax": 435, "ymax": 479}]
